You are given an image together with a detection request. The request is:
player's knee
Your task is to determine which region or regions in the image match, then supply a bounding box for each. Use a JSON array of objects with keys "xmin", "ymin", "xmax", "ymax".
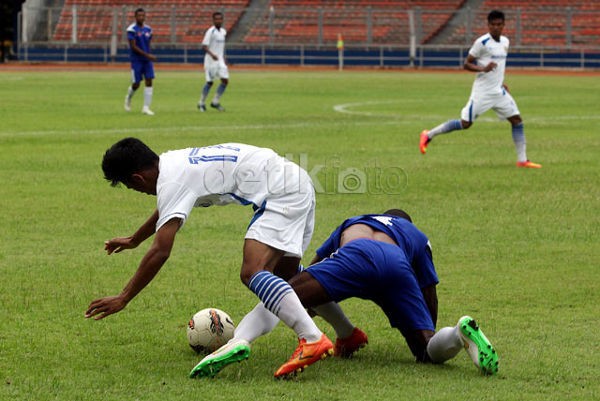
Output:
[
  {"xmin": 132, "ymin": 82, "xmax": 140, "ymax": 90},
  {"xmin": 240, "ymin": 265, "xmax": 262, "ymax": 286},
  {"xmin": 461, "ymin": 120, "xmax": 472, "ymax": 129}
]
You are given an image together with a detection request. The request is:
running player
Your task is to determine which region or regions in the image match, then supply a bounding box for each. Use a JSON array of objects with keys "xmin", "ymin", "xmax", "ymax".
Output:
[
  {"xmin": 198, "ymin": 12, "xmax": 228, "ymax": 112},
  {"xmin": 85, "ymin": 138, "xmax": 333, "ymax": 378},
  {"xmin": 124, "ymin": 8, "xmax": 156, "ymax": 116},
  {"xmin": 419, "ymin": 10, "xmax": 541, "ymax": 168}
]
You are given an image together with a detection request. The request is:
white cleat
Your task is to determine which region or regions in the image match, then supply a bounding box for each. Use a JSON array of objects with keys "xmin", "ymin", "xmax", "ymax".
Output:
[
  {"xmin": 141, "ymin": 106, "xmax": 154, "ymax": 116},
  {"xmin": 124, "ymin": 96, "xmax": 131, "ymax": 112}
]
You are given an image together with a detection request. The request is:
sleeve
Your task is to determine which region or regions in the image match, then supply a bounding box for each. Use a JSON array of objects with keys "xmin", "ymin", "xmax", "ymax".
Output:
[
  {"xmin": 202, "ymin": 28, "xmax": 212, "ymax": 47},
  {"xmin": 315, "ymin": 226, "xmax": 342, "ymax": 259},
  {"xmin": 413, "ymin": 239, "xmax": 439, "ymax": 288},
  {"xmin": 127, "ymin": 25, "xmax": 136, "ymax": 41},
  {"xmin": 468, "ymin": 38, "xmax": 483, "ymax": 59},
  {"xmin": 155, "ymin": 182, "xmax": 198, "ymax": 231}
]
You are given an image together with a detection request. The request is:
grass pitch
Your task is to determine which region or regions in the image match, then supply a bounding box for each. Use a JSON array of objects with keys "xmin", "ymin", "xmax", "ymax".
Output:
[{"xmin": 0, "ymin": 66, "xmax": 598, "ymax": 401}]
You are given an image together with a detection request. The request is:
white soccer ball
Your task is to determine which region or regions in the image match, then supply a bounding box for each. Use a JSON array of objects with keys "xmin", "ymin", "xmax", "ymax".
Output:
[{"xmin": 187, "ymin": 308, "xmax": 235, "ymax": 354}]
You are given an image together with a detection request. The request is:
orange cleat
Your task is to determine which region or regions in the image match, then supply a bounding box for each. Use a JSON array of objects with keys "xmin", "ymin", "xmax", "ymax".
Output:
[
  {"xmin": 516, "ymin": 160, "xmax": 542, "ymax": 168},
  {"xmin": 419, "ymin": 130, "xmax": 431, "ymax": 154},
  {"xmin": 274, "ymin": 334, "xmax": 333, "ymax": 379},
  {"xmin": 334, "ymin": 327, "xmax": 368, "ymax": 358}
]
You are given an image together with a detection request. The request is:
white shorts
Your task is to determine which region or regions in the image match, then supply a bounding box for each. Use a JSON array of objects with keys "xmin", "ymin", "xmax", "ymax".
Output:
[
  {"xmin": 244, "ymin": 169, "xmax": 315, "ymax": 259},
  {"xmin": 204, "ymin": 60, "xmax": 229, "ymax": 82},
  {"xmin": 461, "ymin": 90, "xmax": 520, "ymax": 122}
]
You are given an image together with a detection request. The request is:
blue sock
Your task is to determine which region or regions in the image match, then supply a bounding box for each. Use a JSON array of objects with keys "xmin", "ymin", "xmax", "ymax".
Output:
[
  {"xmin": 200, "ymin": 83, "xmax": 211, "ymax": 104},
  {"xmin": 248, "ymin": 270, "xmax": 293, "ymax": 315},
  {"xmin": 213, "ymin": 83, "xmax": 227, "ymax": 103},
  {"xmin": 512, "ymin": 123, "xmax": 527, "ymax": 162},
  {"xmin": 429, "ymin": 119, "xmax": 463, "ymax": 138}
]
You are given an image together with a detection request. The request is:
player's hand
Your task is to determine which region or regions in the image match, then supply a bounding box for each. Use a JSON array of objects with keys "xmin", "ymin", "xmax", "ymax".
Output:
[
  {"xmin": 85, "ymin": 295, "xmax": 127, "ymax": 320},
  {"xmin": 148, "ymin": 54, "xmax": 157, "ymax": 62},
  {"xmin": 483, "ymin": 62, "xmax": 497, "ymax": 72},
  {"xmin": 211, "ymin": 54, "xmax": 218, "ymax": 61},
  {"xmin": 502, "ymin": 83, "xmax": 510, "ymax": 93},
  {"xmin": 104, "ymin": 236, "xmax": 137, "ymax": 255}
]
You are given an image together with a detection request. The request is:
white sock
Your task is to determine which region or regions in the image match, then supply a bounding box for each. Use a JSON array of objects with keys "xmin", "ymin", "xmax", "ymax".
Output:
[
  {"xmin": 143, "ymin": 87, "xmax": 153, "ymax": 108},
  {"xmin": 233, "ymin": 302, "xmax": 279, "ymax": 343},
  {"xmin": 311, "ymin": 302, "xmax": 355, "ymax": 339},
  {"xmin": 126, "ymin": 86, "xmax": 135, "ymax": 101},
  {"xmin": 277, "ymin": 291, "xmax": 322, "ymax": 342},
  {"xmin": 426, "ymin": 326, "xmax": 464, "ymax": 363}
]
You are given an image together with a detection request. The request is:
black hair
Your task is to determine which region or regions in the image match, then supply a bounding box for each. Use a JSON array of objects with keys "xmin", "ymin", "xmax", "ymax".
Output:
[
  {"xmin": 102, "ymin": 137, "xmax": 159, "ymax": 186},
  {"xmin": 213, "ymin": 11, "xmax": 223, "ymax": 18},
  {"xmin": 488, "ymin": 10, "xmax": 505, "ymax": 22},
  {"xmin": 383, "ymin": 209, "xmax": 413, "ymax": 223},
  {"xmin": 135, "ymin": 8, "xmax": 145, "ymax": 15}
]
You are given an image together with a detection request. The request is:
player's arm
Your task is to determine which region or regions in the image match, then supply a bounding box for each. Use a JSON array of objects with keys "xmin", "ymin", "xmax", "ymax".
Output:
[
  {"xmin": 85, "ymin": 217, "xmax": 181, "ymax": 320},
  {"xmin": 202, "ymin": 44, "xmax": 218, "ymax": 61},
  {"xmin": 104, "ymin": 209, "xmax": 160, "ymax": 254},
  {"xmin": 129, "ymin": 38, "xmax": 157, "ymax": 62},
  {"xmin": 464, "ymin": 54, "xmax": 496, "ymax": 73}
]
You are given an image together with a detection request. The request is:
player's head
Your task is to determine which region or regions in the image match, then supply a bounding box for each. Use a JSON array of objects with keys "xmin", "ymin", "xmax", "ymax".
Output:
[
  {"xmin": 102, "ymin": 137, "xmax": 159, "ymax": 193},
  {"xmin": 213, "ymin": 12, "xmax": 224, "ymax": 28},
  {"xmin": 487, "ymin": 10, "xmax": 505, "ymax": 39},
  {"xmin": 134, "ymin": 8, "xmax": 145, "ymax": 24},
  {"xmin": 383, "ymin": 209, "xmax": 413, "ymax": 223}
]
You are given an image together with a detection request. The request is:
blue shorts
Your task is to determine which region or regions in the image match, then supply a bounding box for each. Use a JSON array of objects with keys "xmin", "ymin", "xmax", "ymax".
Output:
[
  {"xmin": 130, "ymin": 61, "xmax": 155, "ymax": 83},
  {"xmin": 306, "ymin": 239, "xmax": 434, "ymax": 333}
]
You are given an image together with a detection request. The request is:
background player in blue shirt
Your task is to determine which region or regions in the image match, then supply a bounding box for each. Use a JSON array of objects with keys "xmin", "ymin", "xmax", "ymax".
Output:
[
  {"xmin": 124, "ymin": 8, "xmax": 156, "ymax": 115},
  {"xmin": 288, "ymin": 209, "xmax": 499, "ymax": 375}
]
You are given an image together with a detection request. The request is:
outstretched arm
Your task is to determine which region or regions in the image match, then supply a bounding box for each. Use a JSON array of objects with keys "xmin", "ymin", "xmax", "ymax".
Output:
[
  {"xmin": 86, "ymin": 217, "xmax": 181, "ymax": 320},
  {"xmin": 104, "ymin": 209, "xmax": 159, "ymax": 254}
]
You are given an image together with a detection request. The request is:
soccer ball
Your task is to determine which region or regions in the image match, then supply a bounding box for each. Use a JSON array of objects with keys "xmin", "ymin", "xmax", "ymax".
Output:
[{"xmin": 187, "ymin": 308, "xmax": 235, "ymax": 354}]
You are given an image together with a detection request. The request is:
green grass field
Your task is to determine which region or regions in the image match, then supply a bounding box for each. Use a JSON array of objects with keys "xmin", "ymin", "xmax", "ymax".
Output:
[{"xmin": 0, "ymin": 67, "xmax": 598, "ymax": 401}]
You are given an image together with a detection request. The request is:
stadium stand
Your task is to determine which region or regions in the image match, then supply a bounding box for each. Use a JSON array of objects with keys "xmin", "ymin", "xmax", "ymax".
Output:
[
  {"xmin": 52, "ymin": 0, "xmax": 249, "ymax": 43},
  {"xmin": 242, "ymin": 1, "xmax": 466, "ymax": 45}
]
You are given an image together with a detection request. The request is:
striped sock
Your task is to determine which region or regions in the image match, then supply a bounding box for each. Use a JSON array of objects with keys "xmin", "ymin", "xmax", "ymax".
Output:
[{"xmin": 249, "ymin": 270, "xmax": 321, "ymax": 341}]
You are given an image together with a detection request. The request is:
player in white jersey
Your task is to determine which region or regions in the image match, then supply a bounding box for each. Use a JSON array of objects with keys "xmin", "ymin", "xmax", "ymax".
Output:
[
  {"xmin": 198, "ymin": 12, "xmax": 229, "ymax": 112},
  {"xmin": 419, "ymin": 10, "xmax": 541, "ymax": 168},
  {"xmin": 85, "ymin": 138, "xmax": 334, "ymax": 378}
]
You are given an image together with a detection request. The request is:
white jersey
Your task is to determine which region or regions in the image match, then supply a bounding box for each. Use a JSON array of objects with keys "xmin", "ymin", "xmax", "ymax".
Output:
[
  {"xmin": 202, "ymin": 25, "xmax": 227, "ymax": 65},
  {"xmin": 468, "ymin": 33, "xmax": 509, "ymax": 96},
  {"xmin": 155, "ymin": 143, "xmax": 309, "ymax": 231}
]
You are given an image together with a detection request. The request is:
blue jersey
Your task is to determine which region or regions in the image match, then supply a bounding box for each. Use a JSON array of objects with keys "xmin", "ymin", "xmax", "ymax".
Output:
[
  {"xmin": 316, "ymin": 214, "xmax": 438, "ymax": 288},
  {"xmin": 127, "ymin": 23, "xmax": 152, "ymax": 62}
]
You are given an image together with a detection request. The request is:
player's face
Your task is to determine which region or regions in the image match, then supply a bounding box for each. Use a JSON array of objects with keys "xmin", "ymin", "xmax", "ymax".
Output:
[
  {"xmin": 135, "ymin": 11, "xmax": 146, "ymax": 25},
  {"xmin": 488, "ymin": 18, "xmax": 504, "ymax": 39},
  {"xmin": 213, "ymin": 14, "xmax": 224, "ymax": 28}
]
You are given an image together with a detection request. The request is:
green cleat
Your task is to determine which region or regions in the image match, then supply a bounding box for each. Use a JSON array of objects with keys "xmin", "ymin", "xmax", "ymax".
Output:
[
  {"xmin": 458, "ymin": 316, "xmax": 499, "ymax": 376},
  {"xmin": 189, "ymin": 339, "xmax": 251, "ymax": 378}
]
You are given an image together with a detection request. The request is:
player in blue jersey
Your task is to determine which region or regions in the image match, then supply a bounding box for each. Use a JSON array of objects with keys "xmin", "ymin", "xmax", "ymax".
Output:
[
  {"xmin": 124, "ymin": 8, "xmax": 156, "ymax": 115},
  {"xmin": 289, "ymin": 209, "xmax": 499, "ymax": 375},
  {"xmin": 85, "ymin": 138, "xmax": 333, "ymax": 379},
  {"xmin": 419, "ymin": 10, "xmax": 541, "ymax": 168},
  {"xmin": 193, "ymin": 209, "xmax": 498, "ymax": 377}
]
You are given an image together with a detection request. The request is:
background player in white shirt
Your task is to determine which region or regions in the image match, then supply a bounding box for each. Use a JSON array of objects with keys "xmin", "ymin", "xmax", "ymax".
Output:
[
  {"xmin": 198, "ymin": 12, "xmax": 229, "ymax": 112},
  {"xmin": 85, "ymin": 138, "xmax": 333, "ymax": 378},
  {"xmin": 419, "ymin": 10, "xmax": 541, "ymax": 168}
]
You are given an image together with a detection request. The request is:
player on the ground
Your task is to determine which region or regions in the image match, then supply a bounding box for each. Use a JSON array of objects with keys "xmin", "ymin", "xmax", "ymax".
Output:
[
  {"xmin": 124, "ymin": 8, "xmax": 156, "ymax": 116},
  {"xmin": 85, "ymin": 138, "xmax": 333, "ymax": 378},
  {"xmin": 191, "ymin": 210, "xmax": 498, "ymax": 377},
  {"xmin": 198, "ymin": 12, "xmax": 228, "ymax": 112},
  {"xmin": 419, "ymin": 10, "xmax": 541, "ymax": 168}
]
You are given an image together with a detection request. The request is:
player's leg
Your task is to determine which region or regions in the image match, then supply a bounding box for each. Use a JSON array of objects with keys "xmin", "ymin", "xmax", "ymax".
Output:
[
  {"xmin": 210, "ymin": 64, "xmax": 229, "ymax": 111},
  {"xmin": 141, "ymin": 62, "xmax": 155, "ymax": 115},
  {"xmin": 198, "ymin": 64, "xmax": 215, "ymax": 111},
  {"xmin": 125, "ymin": 64, "xmax": 142, "ymax": 111},
  {"xmin": 419, "ymin": 98, "xmax": 474, "ymax": 154}
]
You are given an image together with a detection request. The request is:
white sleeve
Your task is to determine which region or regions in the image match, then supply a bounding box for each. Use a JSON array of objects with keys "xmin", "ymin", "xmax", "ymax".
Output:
[
  {"xmin": 202, "ymin": 28, "xmax": 212, "ymax": 47},
  {"xmin": 156, "ymin": 182, "xmax": 197, "ymax": 231},
  {"xmin": 468, "ymin": 39, "xmax": 483, "ymax": 59}
]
